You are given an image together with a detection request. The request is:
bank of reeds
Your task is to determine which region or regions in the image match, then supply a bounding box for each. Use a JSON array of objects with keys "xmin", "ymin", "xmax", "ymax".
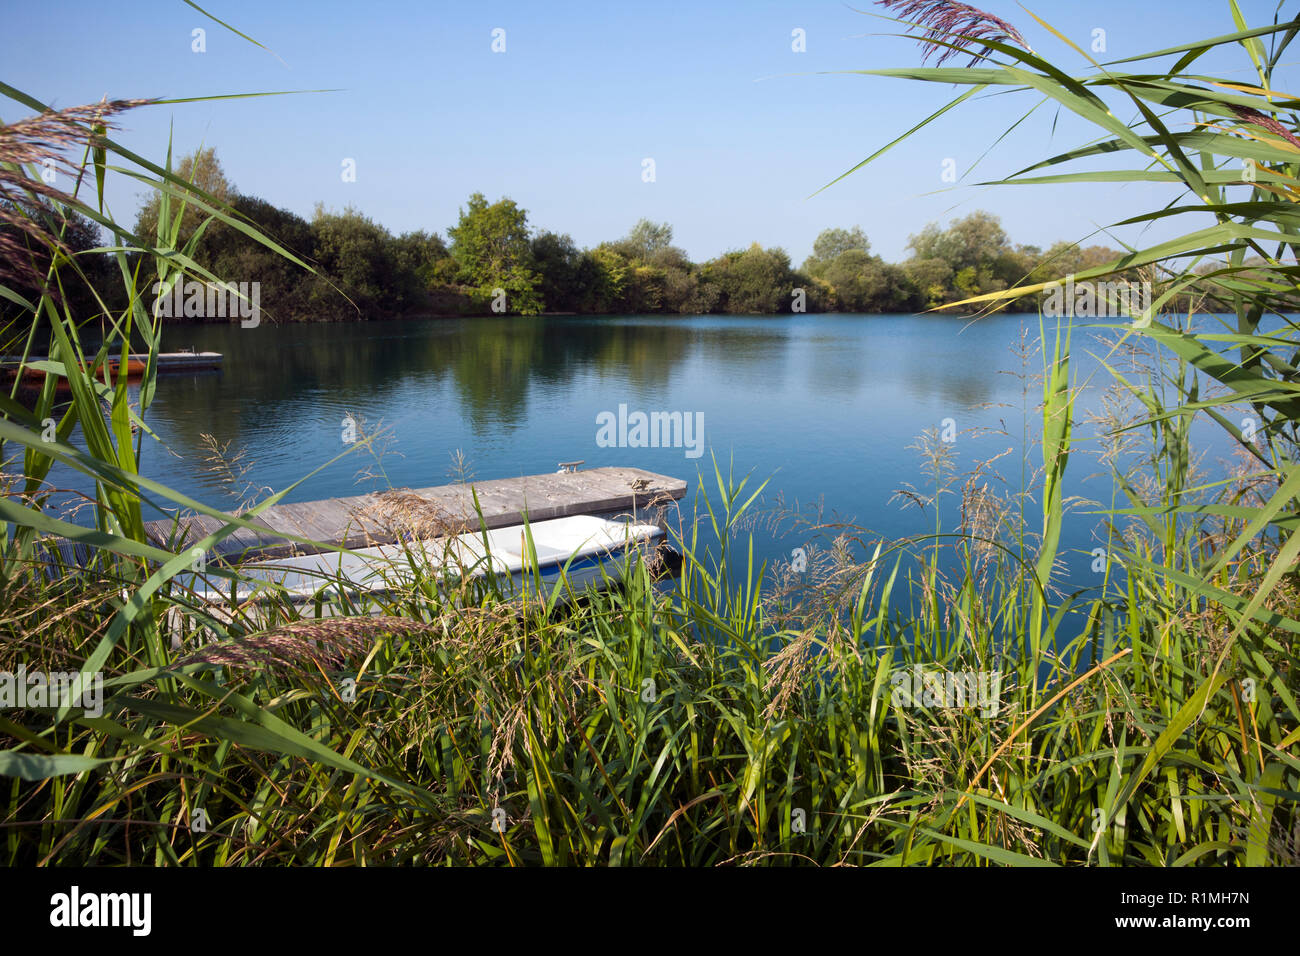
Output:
[{"xmin": 0, "ymin": 3, "xmax": 1297, "ymax": 865}]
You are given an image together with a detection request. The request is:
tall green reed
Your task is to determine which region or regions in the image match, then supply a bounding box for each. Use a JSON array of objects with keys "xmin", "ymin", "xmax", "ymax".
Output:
[{"xmin": 0, "ymin": 1, "xmax": 1295, "ymax": 867}]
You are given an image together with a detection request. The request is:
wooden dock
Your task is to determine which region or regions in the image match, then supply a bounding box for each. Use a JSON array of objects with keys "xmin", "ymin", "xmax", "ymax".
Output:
[
  {"xmin": 45, "ymin": 466, "xmax": 688, "ymax": 567},
  {"xmin": 1, "ymin": 352, "xmax": 222, "ymax": 388}
]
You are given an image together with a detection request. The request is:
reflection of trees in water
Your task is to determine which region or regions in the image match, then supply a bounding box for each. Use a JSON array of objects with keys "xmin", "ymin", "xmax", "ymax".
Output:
[
  {"xmin": 682, "ymin": 320, "xmax": 792, "ymax": 391},
  {"xmin": 894, "ymin": 317, "xmax": 1024, "ymax": 409},
  {"xmin": 899, "ymin": 354, "xmax": 997, "ymax": 408},
  {"xmin": 546, "ymin": 320, "xmax": 695, "ymax": 390},
  {"xmin": 544, "ymin": 317, "xmax": 792, "ymax": 393},
  {"xmin": 449, "ymin": 319, "xmax": 704, "ymax": 425},
  {"xmin": 148, "ymin": 316, "xmax": 801, "ymax": 453},
  {"xmin": 166, "ymin": 321, "xmax": 448, "ymax": 396},
  {"xmin": 799, "ymin": 333, "xmax": 867, "ymax": 393},
  {"xmin": 449, "ymin": 318, "xmax": 543, "ymax": 427},
  {"xmin": 152, "ymin": 321, "xmax": 458, "ymax": 451}
]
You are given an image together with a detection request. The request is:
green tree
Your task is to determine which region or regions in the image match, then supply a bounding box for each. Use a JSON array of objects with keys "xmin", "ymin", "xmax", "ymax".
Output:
[
  {"xmin": 1027, "ymin": 240, "xmax": 1125, "ymax": 285},
  {"xmin": 821, "ymin": 249, "xmax": 917, "ymax": 312},
  {"xmin": 706, "ymin": 243, "xmax": 800, "ymax": 314},
  {"xmin": 391, "ymin": 229, "xmax": 450, "ymax": 289},
  {"xmin": 204, "ymin": 193, "xmax": 318, "ymax": 322},
  {"xmin": 530, "ymin": 230, "xmax": 582, "ymax": 312},
  {"xmin": 617, "ymin": 219, "xmax": 676, "ymax": 262},
  {"xmin": 660, "ymin": 263, "xmax": 701, "ymax": 313},
  {"xmin": 581, "ymin": 247, "xmax": 627, "ymax": 313},
  {"xmin": 134, "ymin": 146, "xmax": 233, "ymax": 248},
  {"xmin": 822, "ymin": 249, "xmax": 880, "ymax": 309},
  {"xmin": 310, "ymin": 204, "xmax": 424, "ymax": 317},
  {"xmin": 904, "ymin": 211, "xmax": 1022, "ymax": 308},
  {"xmin": 907, "ymin": 211, "xmax": 1008, "ymax": 273},
  {"xmin": 447, "ymin": 192, "xmax": 542, "ymax": 314},
  {"xmin": 804, "ymin": 226, "xmax": 872, "ymax": 276},
  {"xmin": 903, "ymin": 257, "xmax": 953, "ymax": 310}
]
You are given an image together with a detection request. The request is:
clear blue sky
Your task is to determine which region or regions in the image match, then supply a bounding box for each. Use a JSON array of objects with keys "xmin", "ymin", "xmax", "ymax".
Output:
[{"xmin": 3, "ymin": 0, "xmax": 1292, "ymax": 263}]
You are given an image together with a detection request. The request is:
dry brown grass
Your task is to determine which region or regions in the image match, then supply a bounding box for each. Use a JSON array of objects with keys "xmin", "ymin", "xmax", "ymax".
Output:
[
  {"xmin": 0, "ymin": 98, "xmax": 153, "ymax": 290},
  {"xmin": 876, "ymin": 0, "xmax": 1029, "ymax": 67},
  {"xmin": 176, "ymin": 615, "xmax": 434, "ymax": 671},
  {"xmin": 357, "ymin": 488, "xmax": 470, "ymax": 544}
]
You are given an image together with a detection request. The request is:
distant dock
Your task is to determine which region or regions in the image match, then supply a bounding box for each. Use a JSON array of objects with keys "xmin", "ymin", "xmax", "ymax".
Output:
[
  {"xmin": 1, "ymin": 351, "xmax": 222, "ymax": 386},
  {"xmin": 42, "ymin": 466, "xmax": 687, "ymax": 568}
]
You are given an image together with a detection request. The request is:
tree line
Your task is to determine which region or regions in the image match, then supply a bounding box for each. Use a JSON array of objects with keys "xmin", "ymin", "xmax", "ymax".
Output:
[{"xmin": 6, "ymin": 147, "xmax": 1136, "ymax": 324}]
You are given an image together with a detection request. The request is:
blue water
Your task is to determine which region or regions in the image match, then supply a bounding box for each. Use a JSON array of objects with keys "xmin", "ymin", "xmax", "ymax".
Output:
[{"xmin": 43, "ymin": 311, "xmax": 1245, "ymax": 610}]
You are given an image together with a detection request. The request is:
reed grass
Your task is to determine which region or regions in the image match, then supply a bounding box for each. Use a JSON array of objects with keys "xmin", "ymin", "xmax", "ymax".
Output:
[{"xmin": 0, "ymin": 2, "xmax": 1296, "ymax": 865}]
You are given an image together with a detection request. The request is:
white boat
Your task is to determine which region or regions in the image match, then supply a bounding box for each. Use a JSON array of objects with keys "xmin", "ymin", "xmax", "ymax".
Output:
[{"xmin": 191, "ymin": 514, "xmax": 663, "ymax": 605}]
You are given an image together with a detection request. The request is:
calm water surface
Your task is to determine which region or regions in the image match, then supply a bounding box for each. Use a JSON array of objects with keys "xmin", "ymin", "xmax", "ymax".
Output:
[{"xmin": 55, "ymin": 312, "xmax": 1238, "ymax": 597}]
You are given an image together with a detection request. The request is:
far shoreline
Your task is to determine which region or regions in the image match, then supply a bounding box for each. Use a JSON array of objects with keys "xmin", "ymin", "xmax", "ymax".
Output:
[{"xmin": 150, "ymin": 307, "xmax": 1021, "ymax": 328}]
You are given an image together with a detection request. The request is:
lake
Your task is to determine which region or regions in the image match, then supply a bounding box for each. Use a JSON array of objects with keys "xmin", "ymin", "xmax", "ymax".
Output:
[{"xmin": 47, "ymin": 311, "xmax": 1240, "ymax": 599}]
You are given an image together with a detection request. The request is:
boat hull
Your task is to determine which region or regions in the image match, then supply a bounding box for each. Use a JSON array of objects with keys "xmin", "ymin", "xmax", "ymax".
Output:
[
  {"xmin": 187, "ymin": 514, "xmax": 664, "ymax": 607},
  {"xmin": 0, "ymin": 352, "xmax": 222, "ymax": 389}
]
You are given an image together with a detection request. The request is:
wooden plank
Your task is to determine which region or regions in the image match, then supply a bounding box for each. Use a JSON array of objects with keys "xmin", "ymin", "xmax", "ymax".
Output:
[
  {"xmin": 144, "ymin": 511, "xmax": 287, "ymax": 554},
  {"xmin": 262, "ymin": 501, "xmax": 349, "ymax": 546},
  {"xmin": 45, "ymin": 466, "xmax": 688, "ymax": 569}
]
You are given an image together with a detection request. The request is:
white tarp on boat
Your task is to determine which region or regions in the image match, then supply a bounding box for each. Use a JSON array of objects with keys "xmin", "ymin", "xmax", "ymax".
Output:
[{"xmin": 193, "ymin": 514, "xmax": 663, "ymax": 602}]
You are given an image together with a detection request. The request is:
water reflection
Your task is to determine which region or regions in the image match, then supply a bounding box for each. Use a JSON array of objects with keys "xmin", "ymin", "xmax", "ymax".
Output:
[{"xmin": 61, "ymin": 314, "xmax": 1126, "ymax": 537}]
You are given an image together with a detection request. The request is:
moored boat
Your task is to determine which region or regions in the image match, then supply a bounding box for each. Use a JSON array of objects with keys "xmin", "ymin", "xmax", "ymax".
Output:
[
  {"xmin": 0, "ymin": 351, "xmax": 222, "ymax": 388},
  {"xmin": 189, "ymin": 514, "xmax": 664, "ymax": 605}
]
